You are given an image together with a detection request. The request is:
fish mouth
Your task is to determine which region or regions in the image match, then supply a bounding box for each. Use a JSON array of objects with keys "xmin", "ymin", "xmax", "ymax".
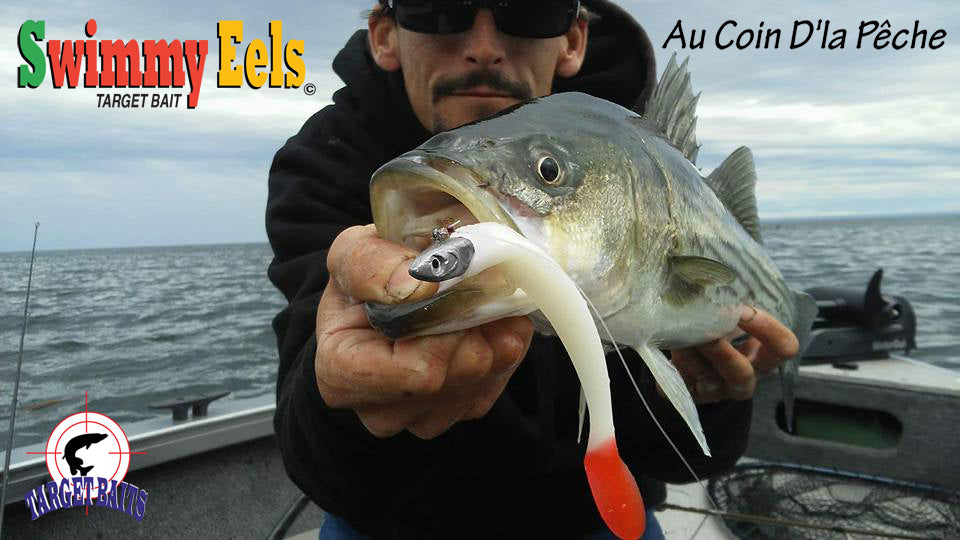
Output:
[
  {"xmin": 369, "ymin": 153, "xmax": 532, "ymax": 339},
  {"xmin": 371, "ymin": 153, "xmax": 518, "ymax": 249}
]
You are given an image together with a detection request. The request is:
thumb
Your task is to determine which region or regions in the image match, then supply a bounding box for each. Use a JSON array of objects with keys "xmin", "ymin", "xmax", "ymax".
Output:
[
  {"xmin": 329, "ymin": 225, "xmax": 438, "ymax": 304},
  {"xmin": 385, "ymin": 256, "xmax": 432, "ymax": 302}
]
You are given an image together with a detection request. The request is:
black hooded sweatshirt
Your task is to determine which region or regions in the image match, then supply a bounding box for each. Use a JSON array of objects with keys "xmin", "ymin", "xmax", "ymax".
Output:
[{"xmin": 267, "ymin": 2, "xmax": 752, "ymax": 538}]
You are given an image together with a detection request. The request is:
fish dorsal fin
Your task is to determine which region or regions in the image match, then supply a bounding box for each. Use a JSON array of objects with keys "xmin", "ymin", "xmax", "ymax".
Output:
[
  {"xmin": 642, "ymin": 53, "xmax": 701, "ymax": 164},
  {"xmin": 705, "ymin": 146, "xmax": 763, "ymax": 244},
  {"xmin": 664, "ymin": 255, "xmax": 735, "ymax": 305}
]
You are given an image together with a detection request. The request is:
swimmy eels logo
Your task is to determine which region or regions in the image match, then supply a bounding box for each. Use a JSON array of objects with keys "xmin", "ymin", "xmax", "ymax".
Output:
[{"xmin": 16, "ymin": 19, "xmax": 306, "ymax": 109}]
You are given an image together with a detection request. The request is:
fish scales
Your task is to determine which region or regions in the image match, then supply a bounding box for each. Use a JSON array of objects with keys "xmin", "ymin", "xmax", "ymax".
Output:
[
  {"xmin": 366, "ymin": 54, "xmax": 819, "ymax": 539},
  {"xmin": 576, "ymin": 130, "xmax": 781, "ymax": 352},
  {"xmin": 368, "ymin": 88, "xmax": 816, "ymax": 438},
  {"xmin": 643, "ymin": 132, "xmax": 794, "ymax": 327}
]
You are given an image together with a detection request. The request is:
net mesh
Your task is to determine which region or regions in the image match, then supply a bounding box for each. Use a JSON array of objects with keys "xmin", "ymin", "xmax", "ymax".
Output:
[{"xmin": 707, "ymin": 463, "xmax": 960, "ymax": 539}]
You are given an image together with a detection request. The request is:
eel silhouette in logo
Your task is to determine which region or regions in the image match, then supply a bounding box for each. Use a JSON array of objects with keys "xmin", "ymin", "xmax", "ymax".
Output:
[{"xmin": 61, "ymin": 432, "xmax": 108, "ymax": 476}]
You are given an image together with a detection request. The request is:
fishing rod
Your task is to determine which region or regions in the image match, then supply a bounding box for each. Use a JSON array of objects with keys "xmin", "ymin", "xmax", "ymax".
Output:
[{"xmin": 0, "ymin": 223, "xmax": 40, "ymax": 535}]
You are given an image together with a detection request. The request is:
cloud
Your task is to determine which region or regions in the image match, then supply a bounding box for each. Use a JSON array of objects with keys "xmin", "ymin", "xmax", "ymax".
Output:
[
  {"xmin": 621, "ymin": 0, "xmax": 960, "ymax": 220},
  {"xmin": 1, "ymin": 0, "xmax": 958, "ymax": 251},
  {"xmin": 1, "ymin": 1, "xmax": 365, "ymax": 250}
]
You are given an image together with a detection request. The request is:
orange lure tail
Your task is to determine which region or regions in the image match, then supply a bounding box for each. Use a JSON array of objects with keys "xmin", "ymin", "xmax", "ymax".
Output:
[{"xmin": 583, "ymin": 438, "xmax": 646, "ymax": 539}]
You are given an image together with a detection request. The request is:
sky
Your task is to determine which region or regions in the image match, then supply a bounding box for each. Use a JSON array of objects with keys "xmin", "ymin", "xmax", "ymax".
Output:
[{"xmin": 1, "ymin": 0, "xmax": 957, "ymax": 252}]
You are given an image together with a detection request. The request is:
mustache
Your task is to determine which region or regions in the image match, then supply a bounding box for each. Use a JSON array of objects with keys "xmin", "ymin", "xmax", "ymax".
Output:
[{"xmin": 432, "ymin": 70, "xmax": 533, "ymax": 103}]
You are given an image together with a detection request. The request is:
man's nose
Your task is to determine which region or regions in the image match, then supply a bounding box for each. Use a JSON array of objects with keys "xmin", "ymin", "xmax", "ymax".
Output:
[{"xmin": 462, "ymin": 9, "xmax": 505, "ymax": 67}]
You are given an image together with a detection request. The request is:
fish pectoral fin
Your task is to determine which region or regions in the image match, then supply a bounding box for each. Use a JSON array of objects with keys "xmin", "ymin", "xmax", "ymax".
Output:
[
  {"xmin": 636, "ymin": 344, "xmax": 711, "ymax": 456},
  {"xmin": 664, "ymin": 256, "xmax": 736, "ymax": 306},
  {"xmin": 673, "ymin": 255, "xmax": 735, "ymax": 286}
]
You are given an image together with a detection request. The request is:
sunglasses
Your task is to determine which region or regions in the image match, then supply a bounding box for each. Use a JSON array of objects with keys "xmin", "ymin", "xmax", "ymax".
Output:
[{"xmin": 383, "ymin": 0, "xmax": 581, "ymax": 39}]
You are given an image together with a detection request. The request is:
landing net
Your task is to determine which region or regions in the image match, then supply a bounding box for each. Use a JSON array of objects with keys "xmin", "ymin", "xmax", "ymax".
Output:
[{"xmin": 706, "ymin": 462, "xmax": 960, "ymax": 539}]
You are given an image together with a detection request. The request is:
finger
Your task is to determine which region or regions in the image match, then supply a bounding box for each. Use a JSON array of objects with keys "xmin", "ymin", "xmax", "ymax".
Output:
[
  {"xmin": 390, "ymin": 332, "xmax": 466, "ymax": 396},
  {"xmin": 318, "ymin": 330, "xmax": 464, "ymax": 407},
  {"xmin": 738, "ymin": 307, "xmax": 799, "ymax": 360},
  {"xmin": 753, "ymin": 346, "xmax": 783, "ymax": 376},
  {"xmin": 670, "ymin": 348, "xmax": 714, "ymax": 384},
  {"xmin": 480, "ymin": 316, "xmax": 533, "ymax": 373},
  {"xmin": 444, "ymin": 328, "xmax": 495, "ymax": 387},
  {"xmin": 697, "ymin": 339, "xmax": 756, "ymax": 400},
  {"xmin": 736, "ymin": 336, "xmax": 762, "ymax": 362},
  {"xmin": 318, "ymin": 292, "xmax": 378, "ymax": 334},
  {"xmin": 692, "ymin": 376, "xmax": 728, "ymax": 403},
  {"xmin": 327, "ymin": 224, "xmax": 438, "ymax": 304},
  {"xmin": 407, "ymin": 398, "xmax": 475, "ymax": 439},
  {"xmin": 355, "ymin": 401, "xmax": 429, "ymax": 438},
  {"xmin": 734, "ymin": 335, "xmax": 781, "ymax": 377},
  {"xmin": 464, "ymin": 389, "xmax": 501, "ymax": 420},
  {"xmin": 670, "ymin": 349, "xmax": 728, "ymax": 403},
  {"xmin": 463, "ymin": 359, "xmax": 522, "ymax": 420},
  {"xmin": 730, "ymin": 329, "xmax": 779, "ymax": 377}
]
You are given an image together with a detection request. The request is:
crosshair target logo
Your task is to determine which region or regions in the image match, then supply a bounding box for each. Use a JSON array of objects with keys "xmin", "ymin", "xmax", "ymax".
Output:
[
  {"xmin": 23, "ymin": 397, "xmax": 149, "ymax": 522},
  {"xmin": 45, "ymin": 411, "xmax": 130, "ymax": 500}
]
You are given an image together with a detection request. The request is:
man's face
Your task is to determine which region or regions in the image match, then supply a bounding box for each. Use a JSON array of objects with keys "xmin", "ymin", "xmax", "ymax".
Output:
[{"xmin": 370, "ymin": 7, "xmax": 587, "ymax": 132}]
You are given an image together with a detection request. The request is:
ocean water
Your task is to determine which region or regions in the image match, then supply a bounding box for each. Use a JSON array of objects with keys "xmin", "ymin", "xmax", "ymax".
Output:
[
  {"xmin": 1, "ymin": 214, "xmax": 958, "ymax": 450},
  {"xmin": 0, "ymin": 243, "xmax": 283, "ymax": 450}
]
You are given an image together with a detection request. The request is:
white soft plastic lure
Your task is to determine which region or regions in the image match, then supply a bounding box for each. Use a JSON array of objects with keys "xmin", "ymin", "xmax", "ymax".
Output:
[{"xmin": 409, "ymin": 222, "xmax": 646, "ymax": 539}]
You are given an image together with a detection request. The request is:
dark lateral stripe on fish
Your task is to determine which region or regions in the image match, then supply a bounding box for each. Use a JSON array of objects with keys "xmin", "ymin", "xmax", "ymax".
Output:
[
  {"xmin": 700, "ymin": 236, "xmax": 786, "ymax": 311},
  {"xmin": 673, "ymin": 181, "xmax": 794, "ymax": 310}
]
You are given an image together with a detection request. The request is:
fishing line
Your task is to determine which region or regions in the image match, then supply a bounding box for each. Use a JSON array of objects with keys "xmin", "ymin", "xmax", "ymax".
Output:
[
  {"xmin": 457, "ymin": 228, "xmax": 721, "ymax": 511},
  {"xmin": 573, "ymin": 283, "xmax": 721, "ymax": 512},
  {"xmin": 0, "ymin": 223, "xmax": 40, "ymax": 536}
]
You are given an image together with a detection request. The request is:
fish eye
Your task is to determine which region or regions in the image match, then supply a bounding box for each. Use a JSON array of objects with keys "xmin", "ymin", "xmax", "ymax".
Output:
[{"xmin": 536, "ymin": 156, "xmax": 561, "ymax": 185}]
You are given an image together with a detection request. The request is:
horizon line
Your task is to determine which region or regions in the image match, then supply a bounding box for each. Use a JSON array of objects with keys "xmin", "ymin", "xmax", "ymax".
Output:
[{"xmin": 1, "ymin": 210, "xmax": 958, "ymax": 255}]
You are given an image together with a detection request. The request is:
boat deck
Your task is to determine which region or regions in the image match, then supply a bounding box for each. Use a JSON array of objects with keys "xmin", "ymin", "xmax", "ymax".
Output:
[{"xmin": 2, "ymin": 355, "xmax": 956, "ymax": 538}]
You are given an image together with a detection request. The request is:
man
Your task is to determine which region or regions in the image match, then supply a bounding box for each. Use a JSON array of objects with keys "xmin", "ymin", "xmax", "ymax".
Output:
[{"xmin": 267, "ymin": 1, "xmax": 799, "ymax": 538}]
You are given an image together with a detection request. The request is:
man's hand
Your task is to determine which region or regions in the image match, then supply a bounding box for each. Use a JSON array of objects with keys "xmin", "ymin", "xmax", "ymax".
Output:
[
  {"xmin": 670, "ymin": 307, "xmax": 800, "ymax": 403},
  {"xmin": 315, "ymin": 224, "xmax": 534, "ymax": 439}
]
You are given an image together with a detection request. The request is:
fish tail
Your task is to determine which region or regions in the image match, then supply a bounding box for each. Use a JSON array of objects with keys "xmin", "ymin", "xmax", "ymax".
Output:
[
  {"xmin": 781, "ymin": 290, "xmax": 818, "ymax": 433},
  {"xmin": 584, "ymin": 437, "xmax": 646, "ymax": 539}
]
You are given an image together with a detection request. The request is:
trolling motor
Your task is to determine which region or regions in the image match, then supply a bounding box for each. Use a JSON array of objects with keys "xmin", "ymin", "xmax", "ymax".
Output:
[{"xmin": 802, "ymin": 269, "xmax": 917, "ymax": 363}]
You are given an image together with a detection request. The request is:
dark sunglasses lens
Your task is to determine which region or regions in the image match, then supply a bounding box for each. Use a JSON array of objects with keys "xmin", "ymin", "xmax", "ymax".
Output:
[
  {"xmin": 394, "ymin": 1, "xmax": 476, "ymax": 34},
  {"xmin": 495, "ymin": 0, "xmax": 578, "ymax": 38}
]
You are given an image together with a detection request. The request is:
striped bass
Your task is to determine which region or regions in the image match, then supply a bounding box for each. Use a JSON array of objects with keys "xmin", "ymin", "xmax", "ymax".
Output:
[{"xmin": 366, "ymin": 54, "xmax": 818, "ymax": 539}]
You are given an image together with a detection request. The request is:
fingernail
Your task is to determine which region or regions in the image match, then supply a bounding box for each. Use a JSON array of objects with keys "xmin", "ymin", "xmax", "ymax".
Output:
[
  {"xmin": 387, "ymin": 262, "xmax": 422, "ymax": 301},
  {"xmin": 407, "ymin": 360, "xmax": 428, "ymax": 373},
  {"xmin": 697, "ymin": 379, "xmax": 720, "ymax": 394},
  {"xmin": 740, "ymin": 306, "xmax": 758, "ymax": 324},
  {"xmin": 505, "ymin": 333, "xmax": 525, "ymax": 365}
]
